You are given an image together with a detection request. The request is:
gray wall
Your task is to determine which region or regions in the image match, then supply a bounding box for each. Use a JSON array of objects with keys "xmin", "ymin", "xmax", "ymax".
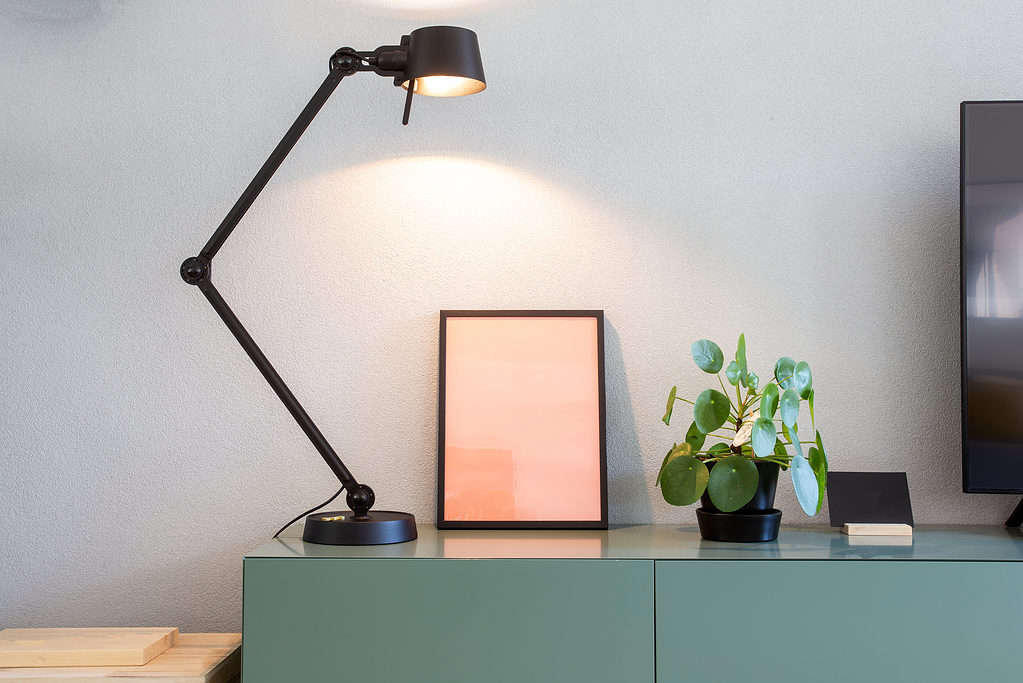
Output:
[{"xmin": 2, "ymin": 0, "xmax": 1022, "ymax": 632}]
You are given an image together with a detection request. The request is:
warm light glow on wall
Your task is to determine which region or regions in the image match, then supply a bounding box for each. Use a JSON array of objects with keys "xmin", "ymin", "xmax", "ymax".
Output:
[
  {"xmin": 259, "ymin": 156, "xmax": 623, "ymax": 310},
  {"xmin": 287, "ymin": 156, "xmax": 603, "ymax": 244}
]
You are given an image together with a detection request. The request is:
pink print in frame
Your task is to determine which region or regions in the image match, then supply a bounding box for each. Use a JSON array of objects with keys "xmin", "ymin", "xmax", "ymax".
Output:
[{"xmin": 437, "ymin": 311, "xmax": 607, "ymax": 529}]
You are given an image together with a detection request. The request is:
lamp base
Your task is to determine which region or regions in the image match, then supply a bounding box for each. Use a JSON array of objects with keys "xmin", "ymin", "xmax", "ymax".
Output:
[{"xmin": 302, "ymin": 510, "xmax": 417, "ymax": 545}]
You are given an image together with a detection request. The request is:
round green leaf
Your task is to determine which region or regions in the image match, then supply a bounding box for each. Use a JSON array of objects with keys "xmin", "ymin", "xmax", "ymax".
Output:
[
  {"xmin": 659, "ymin": 455, "xmax": 709, "ymax": 506},
  {"xmin": 780, "ymin": 388, "xmax": 799, "ymax": 427},
  {"xmin": 751, "ymin": 417, "xmax": 777, "ymax": 458},
  {"xmin": 706, "ymin": 442, "xmax": 731, "ymax": 456},
  {"xmin": 761, "ymin": 383, "xmax": 779, "ymax": 418},
  {"xmin": 794, "ymin": 361, "xmax": 812, "ymax": 399},
  {"xmin": 791, "ymin": 454, "xmax": 819, "ymax": 516},
  {"xmin": 685, "ymin": 421, "xmax": 706, "ymax": 452},
  {"xmin": 725, "ymin": 361, "xmax": 741, "ymax": 386},
  {"xmin": 707, "ymin": 456, "xmax": 759, "ymax": 512},
  {"xmin": 783, "ymin": 421, "xmax": 803, "ymax": 455},
  {"xmin": 747, "ymin": 372, "xmax": 759, "ymax": 391},
  {"xmin": 774, "ymin": 356, "xmax": 796, "ymax": 389},
  {"xmin": 656, "ymin": 443, "xmax": 686, "ymax": 486},
  {"xmin": 694, "ymin": 389, "xmax": 731, "ymax": 433},
  {"xmin": 691, "ymin": 340, "xmax": 724, "ymax": 374},
  {"xmin": 662, "ymin": 385, "xmax": 677, "ymax": 425}
]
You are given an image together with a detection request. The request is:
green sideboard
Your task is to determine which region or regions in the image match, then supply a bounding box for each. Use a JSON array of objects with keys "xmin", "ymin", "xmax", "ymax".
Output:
[{"xmin": 243, "ymin": 525, "xmax": 1023, "ymax": 682}]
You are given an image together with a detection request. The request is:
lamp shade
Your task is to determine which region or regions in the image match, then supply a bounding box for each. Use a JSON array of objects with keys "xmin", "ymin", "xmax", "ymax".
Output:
[{"xmin": 402, "ymin": 26, "xmax": 486, "ymax": 97}]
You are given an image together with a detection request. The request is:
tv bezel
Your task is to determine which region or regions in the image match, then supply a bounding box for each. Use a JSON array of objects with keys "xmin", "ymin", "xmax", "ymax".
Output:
[{"xmin": 960, "ymin": 100, "xmax": 1023, "ymax": 494}]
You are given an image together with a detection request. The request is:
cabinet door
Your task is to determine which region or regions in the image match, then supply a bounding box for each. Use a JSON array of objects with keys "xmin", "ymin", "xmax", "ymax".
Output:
[
  {"xmin": 655, "ymin": 560, "xmax": 1022, "ymax": 683},
  {"xmin": 244, "ymin": 558, "xmax": 653, "ymax": 683}
]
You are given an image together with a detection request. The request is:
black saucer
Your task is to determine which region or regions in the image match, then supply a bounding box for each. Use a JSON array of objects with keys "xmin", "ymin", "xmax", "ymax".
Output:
[{"xmin": 696, "ymin": 508, "xmax": 781, "ymax": 542}]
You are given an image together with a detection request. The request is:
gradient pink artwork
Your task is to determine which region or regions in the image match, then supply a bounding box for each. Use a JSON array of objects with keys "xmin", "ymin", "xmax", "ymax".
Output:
[{"xmin": 443, "ymin": 316, "xmax": 602, "ymax": 522}]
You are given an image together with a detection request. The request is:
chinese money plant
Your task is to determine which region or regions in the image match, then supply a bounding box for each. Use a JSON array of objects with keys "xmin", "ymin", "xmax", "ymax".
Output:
[{"xmin": 657, "ymin": 334, "xmax": 829, "ymax": 515}]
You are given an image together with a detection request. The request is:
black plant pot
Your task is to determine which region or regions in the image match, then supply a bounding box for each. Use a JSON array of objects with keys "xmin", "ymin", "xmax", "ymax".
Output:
[{"xmin": 696, "ymin": 460, "xmax": 781, "ymax": 542}]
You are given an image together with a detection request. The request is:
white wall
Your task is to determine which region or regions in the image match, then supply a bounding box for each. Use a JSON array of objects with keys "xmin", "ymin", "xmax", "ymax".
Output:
[{"xmin": 3, "ymin": 0, "xmax": 1022, "ymax": 631}]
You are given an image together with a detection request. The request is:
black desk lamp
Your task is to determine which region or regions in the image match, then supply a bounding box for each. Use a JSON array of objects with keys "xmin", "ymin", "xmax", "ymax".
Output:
[{"xmin": 179, "ymin": 27, "xmax": 485, "ymax": 545}]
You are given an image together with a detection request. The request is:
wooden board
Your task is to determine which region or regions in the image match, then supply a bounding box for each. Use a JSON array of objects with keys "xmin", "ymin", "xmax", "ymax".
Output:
[
  {"xmin": 0, "ymin": 633, "xmax": 240, "ymax": 683},
  {"xmin": 0, "ymin": 629, "xmax": 177, "ymax": 668},
  {"xmin": 843, "ymin": 523, "xmax": 913, "ymax": 536},
  {"xmin": 846, "ymin": 534, "xmax": 914, "ymax": 547}
]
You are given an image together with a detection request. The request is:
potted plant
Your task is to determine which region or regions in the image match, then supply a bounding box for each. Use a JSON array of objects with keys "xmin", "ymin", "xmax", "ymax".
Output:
[{"xmin": 657, "ymin": 334, "xmax": 829, "ymax": 542}]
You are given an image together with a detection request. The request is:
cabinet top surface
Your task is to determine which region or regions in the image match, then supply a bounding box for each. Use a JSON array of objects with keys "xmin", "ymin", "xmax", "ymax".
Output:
[{"xmin": 246, "ymin": 524, "xmax": 1023, "ymax": 562}]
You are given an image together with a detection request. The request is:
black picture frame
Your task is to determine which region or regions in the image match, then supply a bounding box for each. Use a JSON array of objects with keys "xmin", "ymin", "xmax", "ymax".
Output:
[
  {"xmin": 437, "ymin": 310, "xmax": 608, "ymax": 530},
  {"xmin": 826, "ymin": 472, "xmax": 914, "ymax": 527}
]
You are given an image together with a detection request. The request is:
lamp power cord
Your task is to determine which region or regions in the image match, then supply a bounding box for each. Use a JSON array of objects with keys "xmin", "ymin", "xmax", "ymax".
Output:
[{"xmin": 272, "ymin": 486, "xmax": 345, "ymax": 539}]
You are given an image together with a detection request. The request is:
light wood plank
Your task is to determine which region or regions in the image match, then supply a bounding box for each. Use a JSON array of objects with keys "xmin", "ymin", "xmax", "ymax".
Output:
[
  {"xmin": 842, "ymin": 523, "xmax": 913, "ymax": 536},
  {"xmin": 0, "ymin": 629, "xmax": 177, "ymax": 668},
  {"xmin": 0, "ymin": 633, "xmax": 239, "ymax": 682},
  {"xmin": 846, "ymin": 534, "xmax": 914, "ymax": 547}
]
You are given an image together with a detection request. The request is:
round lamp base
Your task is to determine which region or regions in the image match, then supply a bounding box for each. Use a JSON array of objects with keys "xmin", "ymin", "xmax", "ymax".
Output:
[{"xmin": 302, "ymin": 510, "xmax": 417, "ymax": 545}]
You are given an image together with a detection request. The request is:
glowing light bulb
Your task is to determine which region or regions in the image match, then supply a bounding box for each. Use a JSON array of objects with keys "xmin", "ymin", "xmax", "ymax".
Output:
[{"xmin": 403, "ymin": 75, "xmax": 486, "ymax": 97}]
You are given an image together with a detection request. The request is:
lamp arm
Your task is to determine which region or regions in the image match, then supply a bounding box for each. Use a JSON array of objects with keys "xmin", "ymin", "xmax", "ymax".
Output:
[
  {"xmin": 180, "ymin": 52, "xmax": 379, "ymax": 516},
  {"xmin": 193, "ymin": 277, "xmax": 360, "ymax": 488}
]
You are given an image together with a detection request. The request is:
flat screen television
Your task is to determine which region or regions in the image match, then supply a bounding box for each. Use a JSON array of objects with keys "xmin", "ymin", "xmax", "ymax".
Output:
[{"xmin": 961, "ymin": 101, "xmax": 1023, "ymax": 524}]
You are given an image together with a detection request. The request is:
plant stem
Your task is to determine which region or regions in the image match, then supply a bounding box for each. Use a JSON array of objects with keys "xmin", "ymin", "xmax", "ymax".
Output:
[
  {"xmin": 716, "ymin": 373, "xmax": 741, "ymax": 420},
  {"xmin": 717, "ymin": 373, "xmax": 732, "ymax": 401},
  {"xmin": 674, "ymin": 396, "xmax": 696, "ymax": 405}
]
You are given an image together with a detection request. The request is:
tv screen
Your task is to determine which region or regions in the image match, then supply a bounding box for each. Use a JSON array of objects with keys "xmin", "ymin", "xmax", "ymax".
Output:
[{"xmin": 962, "ymin": 101, "xmax": 1023, "ymax": 493}]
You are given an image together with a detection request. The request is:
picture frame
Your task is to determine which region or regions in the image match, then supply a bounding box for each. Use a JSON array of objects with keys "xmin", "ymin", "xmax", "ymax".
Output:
[
  {"xmin": 826, "ymin": 472, "xmax": 915, "ymax": 527},
  {"xmin": 437, "ymin": 310, "xmax": 608, "ymax": 529}
]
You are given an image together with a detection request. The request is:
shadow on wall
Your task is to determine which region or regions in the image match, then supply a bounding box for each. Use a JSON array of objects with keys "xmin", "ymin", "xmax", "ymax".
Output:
[
  {"xmin": 604, "ymin": 320, "xmax": 651, "ymax": 524},
  {"xmin": 0, "ymin": 0, "xmax": 109, "ymax": 24}
]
